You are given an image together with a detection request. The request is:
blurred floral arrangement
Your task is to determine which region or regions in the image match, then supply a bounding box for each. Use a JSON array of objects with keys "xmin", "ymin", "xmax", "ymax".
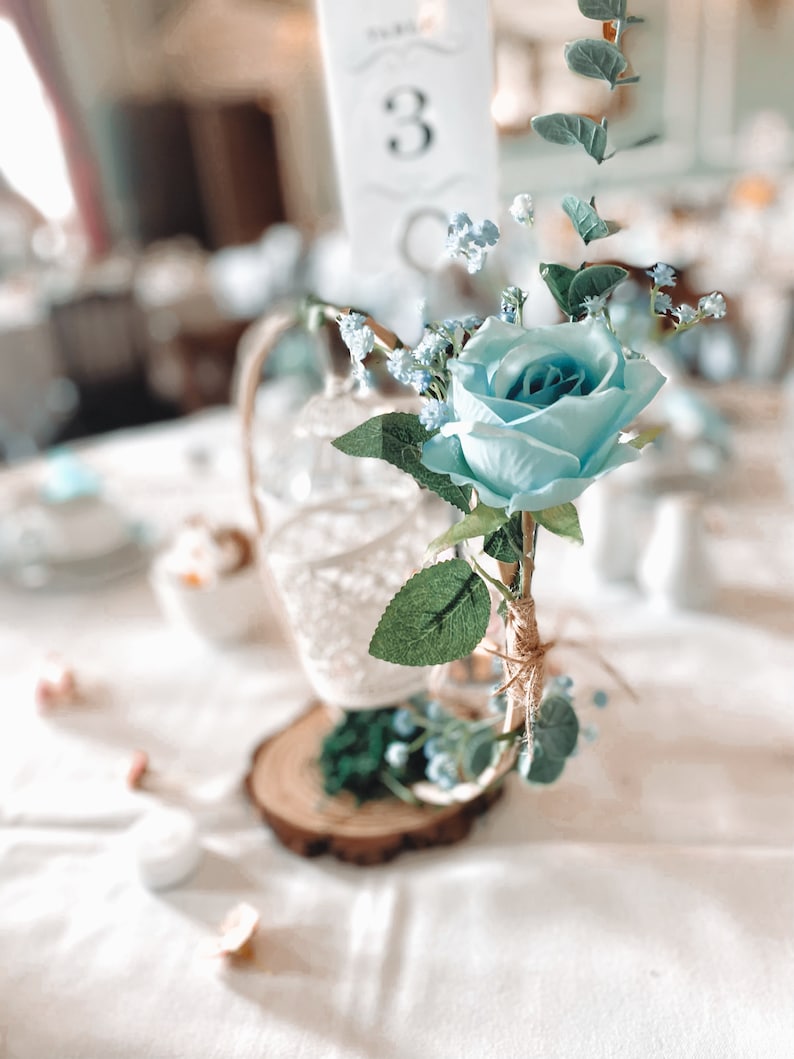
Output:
[{"xmin": 305, "ymin": 0, "xmax": 726, "ymax": 806}]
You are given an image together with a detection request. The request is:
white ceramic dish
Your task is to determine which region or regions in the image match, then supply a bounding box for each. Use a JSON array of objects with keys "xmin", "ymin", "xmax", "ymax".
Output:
[{"xmin": 149, "ymin": 554, "xmax": 265, "ymax": 644}]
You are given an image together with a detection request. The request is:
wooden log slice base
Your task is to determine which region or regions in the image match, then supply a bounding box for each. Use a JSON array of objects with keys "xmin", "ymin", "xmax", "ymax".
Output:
[{"xmin": 245, "ymin": 703, "xmax": 503, "ymax": 866}]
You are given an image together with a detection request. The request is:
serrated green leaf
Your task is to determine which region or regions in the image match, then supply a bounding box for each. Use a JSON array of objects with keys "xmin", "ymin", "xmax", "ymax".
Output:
[
  {"xmin": 530, "ymin": 113, "xmax": 608, "ymax": 164},
  {"xmin": 332, "ymin": 413, "xmax": 471, "ymax": 513},
  {"xmin": 424, "ymin": 504, "xmax": 507, "ymax": 561},
  {"xmin": 369, "ymin": 559, "xmax": 491, "ymax": 667},
  {"xmin": 483, "ymin": 513, "xmax": 524, "ymax": 563},
  {"xmin": 628, "ymin": 425, "xmax": 664, "ymax": 449},
  {"xmin": 532, "ymin": 503, "xmax": 583, "ymax": 545},
  {"xmin": 564, "ymin": 39, "xmax": 628, "ymax": 90},
  {"xmin": 561, "ymin": 195, "xmax": 621, "ymax": 246},
  {"xmin": 539, "ymin": 262, "xmax": 579, "ymax": 316},
  {"xmin": 568, "ymin": 265, "xmax": 629, "ymax": 314},
  {"xmin": 536, "ymin": 694, "xmax": 580, "ymax": 759},
  {"xmin": 461, "ymin": 728, "xmax": 496, "ymax": 781},
  {"xmin": 578, "ymin": 0, "xmax": 626, "ymax": 19}
]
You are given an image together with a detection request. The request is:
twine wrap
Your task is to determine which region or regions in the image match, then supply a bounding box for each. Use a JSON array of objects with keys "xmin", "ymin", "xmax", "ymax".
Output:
[{"xmin": 498, "ymin": 595, "xmax": 551, "ymax": 759}]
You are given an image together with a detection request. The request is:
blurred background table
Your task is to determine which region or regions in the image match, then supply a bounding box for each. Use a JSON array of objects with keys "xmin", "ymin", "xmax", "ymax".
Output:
[{"xmin": 0, "ymin": 389, "xmax": 792, "ymax": 1058}]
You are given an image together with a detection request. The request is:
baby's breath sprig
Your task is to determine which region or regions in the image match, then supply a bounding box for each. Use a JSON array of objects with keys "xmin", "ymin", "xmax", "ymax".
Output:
[{"xmin": 645, "ymin": 263, "xmax": 727, "ymax": 335}]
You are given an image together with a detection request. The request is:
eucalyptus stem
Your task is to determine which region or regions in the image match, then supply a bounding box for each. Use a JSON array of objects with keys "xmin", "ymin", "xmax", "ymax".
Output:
[{"xmin": 602, "ymin": 306, "xmax": 618, "ymax": 337}]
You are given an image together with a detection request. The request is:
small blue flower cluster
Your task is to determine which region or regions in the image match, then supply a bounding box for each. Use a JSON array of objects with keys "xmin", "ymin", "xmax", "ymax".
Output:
[
  {"xmin": 338, "ymin": 311, "xmax": 374, "ymax": 383},
  {"xmin": 445, "ymin": 212, "xmax": 500, "ymax": 274},
  {"xmin": 385, "ymin": 694, "xmax": 470, "ymax": 791},
  {"xmin": 647, "ymin": 263, "xmax": 727, "ymax": 331}
]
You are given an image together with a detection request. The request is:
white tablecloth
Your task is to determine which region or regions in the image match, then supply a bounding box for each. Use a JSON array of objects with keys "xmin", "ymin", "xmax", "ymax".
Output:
[{"xmin": 1, "ymin": 396, "xmax": 793, "ymax": 1059}]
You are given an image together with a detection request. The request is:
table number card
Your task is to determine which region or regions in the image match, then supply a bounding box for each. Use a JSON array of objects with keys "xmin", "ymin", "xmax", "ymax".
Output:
[{"xmin": 316, "ymin": 0, "xmax": 499, "ymax": 272}]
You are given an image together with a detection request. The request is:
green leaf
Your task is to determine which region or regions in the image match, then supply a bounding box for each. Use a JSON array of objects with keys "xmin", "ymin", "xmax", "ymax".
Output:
[
  {"xmin": 332, "ymin": 413, "xmax": 471, "ymax": 513},
  {"xmin": 526, "ymin": 750, "xmax": 566, "ymax": 784},
  {"xmin": 483, "ymin": 513, "xmax": 524, "ymax": 563},
  {"xmin": 561, "ymin": 195, "xmax": 621, "ymax": 245},
  {"xmin": 564, "ymin": 39, "xmax": 628, "ymax": 90},
  {"xmin": 424, "ymin": 504, "xmax": 507, "ymax": 561},
  {"xmin": 539, "ymin": 262, "xmax": 579, "ymax": 316},
  {"xmin": 628, "ymin": 425, "xmax": 663, "ymax": 449},
  {"xmin": 530, "ymin": 113, "xmax": 608, "ymax": 164},
  {"xmin": 578, "ymin": 0, "xmax": 626, "ymax": 19},
  {"xmin": 532, "ymin": 503, "xmax": 583, "ymax": 546},
  {"xmin": 536, "ymin": 694, "xmax": 580, "ymax": 759},
  {"xmin": 369, "ymin": 559, "xmax": 491, "ymax": 667},
  {"xmin": 461, "ymin": 729, "xmax": 496, "ymax": 781},
  {"xmin": 567, "ymin": 265, "xmax": 629, "ymax": 315}
]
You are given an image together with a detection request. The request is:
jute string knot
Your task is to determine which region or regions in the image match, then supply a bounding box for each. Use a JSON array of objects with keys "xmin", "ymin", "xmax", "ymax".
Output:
[{"xmin": 494, "ymin": 596, "xmax": 553, "ymax": 757}]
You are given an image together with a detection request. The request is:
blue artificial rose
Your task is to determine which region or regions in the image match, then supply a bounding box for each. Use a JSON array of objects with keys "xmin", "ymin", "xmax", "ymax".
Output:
[{"xmin": 421, "ymin": 316, "xmax": 664, "ymax": 512}]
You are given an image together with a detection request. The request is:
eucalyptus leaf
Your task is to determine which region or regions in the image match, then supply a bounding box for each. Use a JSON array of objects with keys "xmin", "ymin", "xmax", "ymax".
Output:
[
  {"xmin": 536, "ymin": 694, "xmax": 580, "ymax": 759},
  {"xmin": 532, "ymin": 503, "xmax": 583, "ymax": 546},
  {"xmin": 539, "ymin": 262, "xmax": 579, "ymax": 316},
  {"xmin": 564, "ymin": 39, "xmax": 628, "ymax": 90},
  {"xmin": 332, "ymin": 413, "xmax": 471, "ymax": 513},
  {"xmin": 526, "ymin": 751, "xmax": 566, "ymax": 784},
  {"xmin": 483, "ymin": 513, "xmax": 524, "ymax": 563},
  {"xmin": 461, "ymin": 729, "xmax": 496, "ymax": 781},
  {"xmin": 369, "ymin": 559, "xmax": 491, "ymax": 667},
  {"xmin": 530, "ymin": 113, "xmax": 608, "ymax": 164},
  {"xmin": 577, "ymin": 0, "xmax": 626, "ymax": 19},
  {"xmin": 561, "ymin": 195, "xmax": 621, "ymax": 245},
  {"xmin": 567, "ymin": 264, "xmax": 629, "ymax": 314},
  {"xmin": 424, "ymin": 504, "xmax": 508, "ymax": 562}
]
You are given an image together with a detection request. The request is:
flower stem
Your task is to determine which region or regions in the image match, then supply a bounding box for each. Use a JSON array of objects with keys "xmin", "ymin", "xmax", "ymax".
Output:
[
  {"xmin": 471, "ymin": 554, "xmax": 515, "ymax": 602},
  {"xmin": 521, "ymin": 512, "xmax": 536, "ymax": 599}
]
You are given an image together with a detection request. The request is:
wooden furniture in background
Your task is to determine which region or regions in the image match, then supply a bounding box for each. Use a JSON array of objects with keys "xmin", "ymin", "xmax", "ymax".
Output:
[{"xmin": 49, "ymin": 288, "xmax": 179, "ymax": 440}]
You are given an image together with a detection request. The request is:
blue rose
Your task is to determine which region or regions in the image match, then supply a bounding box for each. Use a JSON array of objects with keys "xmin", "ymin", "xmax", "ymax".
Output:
[{"xmin": 421, "ymin": 316, "xmax": 664, "ymax": 512}]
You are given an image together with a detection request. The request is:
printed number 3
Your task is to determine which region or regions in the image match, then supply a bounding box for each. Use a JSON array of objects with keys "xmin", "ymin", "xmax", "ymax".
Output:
[{"xmin": 385, "ymin": 87, "xmax": 434, "ymax": 158}]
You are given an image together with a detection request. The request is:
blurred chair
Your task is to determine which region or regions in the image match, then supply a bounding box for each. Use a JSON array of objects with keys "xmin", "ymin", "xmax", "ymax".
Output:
[
  {"xmin": 48, "ymin": 288, "xmax": 180, "ymax": 440},
  {"xmin": 171, "ymin": 316, "xmax": 253, "ymax": 413}
]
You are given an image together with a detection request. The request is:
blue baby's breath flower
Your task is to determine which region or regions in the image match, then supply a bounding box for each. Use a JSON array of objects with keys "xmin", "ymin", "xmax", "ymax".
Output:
[
  {"xmin": 698, "ymin": 291, "xmax": 727, "ymax": 319},
  {"xmin": 424, "ymin": 699, "xmax": 446, "ymax": 722},
  {"xmin": 582, "ymin": 294, "xmax": 607, "ymax": 316},
  {"xmin": 411, "ymin": 370, "xmax": 433, "ymax": 394},
  {"xmin": 426, "ymin": 751, "xmax": 458, "ymax": 789},
  {"xmin": 446, "ymin": 212, "xmax": 500, "ymax": 274},
  {"xmin": 509, "ymin": 192, "xmax": 535, "ymax": 227},
  {"xmin": 592, "ymin": 690, "xmax": 609, "ymax": 709},
  {"xmin": 461, "ymin": 315, "xmax": 483, "ymax": 333},
  {"xmin": 392, "ymin": 707, "xmax": 417, "ymax": 738},
  {"xmin": 338, "ymin": 312, "xmax": 375, "ymax": 362},
  {"xmin": 654, "ymin": 292, "xmax": 673, "ymax": 313},
  {"xmin": 419, "ymin": 399, "xmax": 450, "ymax": 431},
  {"xmin": 414, "ymin": 330, "xmax": 448, "ymax": 366},
  {"xmin": 387, "ymin": 347, "xmax": 415, "ymax": 385},
  {"xmin": 423, "ymin": 736, "xmax": 443, "ymax": 760},
  {"xmin": 582, "ymin": 723, "xmax": 599, "ymax": 744},
  {"xmin": 646, "ymin": 262, "xmax": 677, "ymax": 288},
  {"xmin": 673, "ymin": 304, "xmax": 698, "ymax": 325},
  {"xmin": 479, "ymin": 219, "xmax": 500, "ymax": 245},
  {"xmin": 385, "ymin": 741, "xmax": 410, "ymax": 769}
]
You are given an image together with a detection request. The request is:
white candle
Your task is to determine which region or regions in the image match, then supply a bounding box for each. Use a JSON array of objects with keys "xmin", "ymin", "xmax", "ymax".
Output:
[{"xmin": 128, "ymin": 807, "xmax": 202, "ymax": 890}]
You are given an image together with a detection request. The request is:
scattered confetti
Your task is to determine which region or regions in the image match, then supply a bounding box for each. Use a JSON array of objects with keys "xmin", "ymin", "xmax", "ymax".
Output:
[{"xmin": 35, "ymin": 655, "xmax": 78, "ymax": 712}]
